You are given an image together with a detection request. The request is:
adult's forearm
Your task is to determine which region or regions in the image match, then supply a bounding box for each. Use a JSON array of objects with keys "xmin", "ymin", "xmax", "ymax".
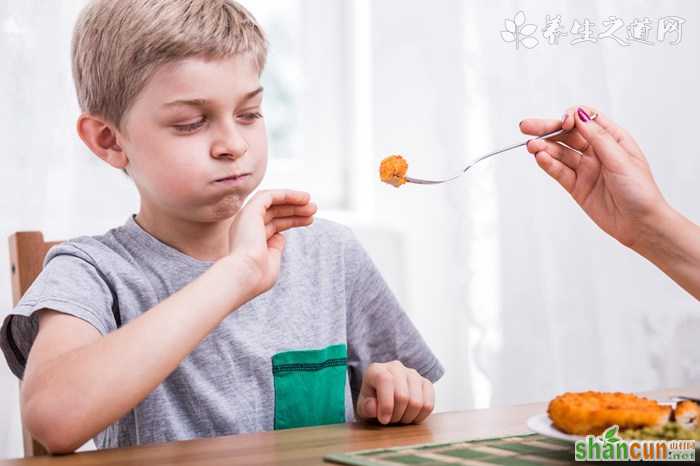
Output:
[{"xmin": 633, "ymin": 205, "xmax": 700, "ymax": 300}]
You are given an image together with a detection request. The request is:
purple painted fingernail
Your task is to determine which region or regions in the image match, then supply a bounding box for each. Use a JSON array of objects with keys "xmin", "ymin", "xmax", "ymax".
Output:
[{"xmin": 577, "ymin": 107, "xmax": 591, "ymax": 123}]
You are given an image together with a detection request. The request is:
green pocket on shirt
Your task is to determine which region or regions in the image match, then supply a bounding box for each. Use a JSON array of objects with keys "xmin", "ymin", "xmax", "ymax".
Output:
[{"xmin": 272, "ymin": 343, "xmax": 347, "ymax": 430}]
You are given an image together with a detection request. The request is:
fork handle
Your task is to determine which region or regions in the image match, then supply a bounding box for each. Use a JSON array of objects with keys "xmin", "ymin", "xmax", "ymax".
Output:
[
  {"xmin": 531, "ymin": 111, "xmax": 599, "ymax": 143},
  {"xmin": 466, "ymin": 112, "xmax": 599, "ymax": 172}
]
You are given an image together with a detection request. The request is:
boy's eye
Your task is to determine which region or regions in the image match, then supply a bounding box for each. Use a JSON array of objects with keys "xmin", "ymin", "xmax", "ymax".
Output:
[
  {"xmin": 239, "ymin": 112, "xmax": 263, "ymax": 122},
  {"xmin": 173, "ymin": 118, "xmax": 205, "ymax": 133}
]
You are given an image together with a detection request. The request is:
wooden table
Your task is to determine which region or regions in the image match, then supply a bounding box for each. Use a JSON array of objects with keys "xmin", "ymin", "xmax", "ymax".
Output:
[{"xmin": 2, "ymin": 385, "xmax": 697, "ymax": 465}]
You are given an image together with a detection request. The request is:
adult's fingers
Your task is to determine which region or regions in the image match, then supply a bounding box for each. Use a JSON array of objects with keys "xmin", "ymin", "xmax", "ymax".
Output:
[
  {"xmin": 519, "ymin": 118, "xmax": 562, "ymax": 137},
  {"xmin": 551, "ymin": 127, "xmax": 592, "ymax": 155},
  {"xmin": 573, "ymin": 108, "xmax": 629, "ymax": 173},
  {"xmin": 522, "ymin": 106, "xmax": 642, "ymax": 161},
  {"xmin": 520, "ymin": 114, "xmax": 591, "ymax": 157},
  {"xmin": 527, "ymin": 139, "xmax": 582, "ymax": 171},
  {"xmin": 523, "ymin": 126, "xmax": 591, "ymax": 155},
  {"xmin": 534, "ymin": 150, "xmax": 577, "ymax": 193},
  {"xmin": 575, "ymin": 105, "xmax": 644, "ymax": 159}
]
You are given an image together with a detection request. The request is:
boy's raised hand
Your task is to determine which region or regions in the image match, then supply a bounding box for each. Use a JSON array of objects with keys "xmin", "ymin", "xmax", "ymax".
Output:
[
  {"xmin": 228, "ymin": 189, "xmax": 316, "ymax": 298},
  {"xmin": 356, "ymin": 360, "xmax": 435, "ymax": 425}
]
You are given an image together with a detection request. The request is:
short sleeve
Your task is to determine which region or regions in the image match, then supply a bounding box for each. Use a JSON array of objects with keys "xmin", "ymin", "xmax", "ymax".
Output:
[
  {"xmin": 344, "ymin": 229, "xmax": 444, "ymax": 403},
  {"xmin": 1, "ymin": 244, "xmax": 118, "ymax": 380}
]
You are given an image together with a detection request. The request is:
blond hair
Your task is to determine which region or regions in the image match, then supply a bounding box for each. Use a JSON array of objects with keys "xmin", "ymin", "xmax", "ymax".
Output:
[{"xmin": 72, "ymin": 0, "xmax": 267, "ymax": 128}]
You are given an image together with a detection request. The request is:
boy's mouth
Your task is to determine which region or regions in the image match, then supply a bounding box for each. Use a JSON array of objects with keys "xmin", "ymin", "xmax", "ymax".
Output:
[{"xmin": 214, "ymin": 173, "xmax": 250, "ymax": 183}]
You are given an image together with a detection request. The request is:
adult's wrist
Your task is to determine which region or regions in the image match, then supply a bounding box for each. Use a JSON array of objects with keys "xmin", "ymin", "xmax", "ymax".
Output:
[{"xmin": 632, "ymin": 202, "xmax": 697, "ymax": 272}]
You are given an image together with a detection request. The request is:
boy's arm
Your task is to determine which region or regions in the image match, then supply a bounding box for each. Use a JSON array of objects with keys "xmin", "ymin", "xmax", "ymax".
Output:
[
  {"xmin": 342, "ymin": 227, "xmax": 444, "ymax": 425},
  {"xmin": 20, "ymin": 190, "xmax": 316, "ymax": 454},
  {"xmin": 22, "ymin": 256, "xmax": 253, "ymax": 454}
]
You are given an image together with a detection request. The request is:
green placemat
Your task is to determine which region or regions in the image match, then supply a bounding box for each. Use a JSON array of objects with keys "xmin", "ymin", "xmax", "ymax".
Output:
[{"xmin": 324, "ymin": 433, "xmax": 577, "ymax": 465}]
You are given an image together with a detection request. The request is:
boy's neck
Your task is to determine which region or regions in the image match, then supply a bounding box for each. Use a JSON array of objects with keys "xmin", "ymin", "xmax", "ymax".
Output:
[{"xmin": 134, "ymin": 207, "xmax": 233, "ymax": 262}]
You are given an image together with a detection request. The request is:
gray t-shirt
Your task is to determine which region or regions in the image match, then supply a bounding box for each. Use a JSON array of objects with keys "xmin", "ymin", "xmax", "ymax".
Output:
[{"xmin": 1, "ymin": 216, "xmax": 443, "ymax": 449}]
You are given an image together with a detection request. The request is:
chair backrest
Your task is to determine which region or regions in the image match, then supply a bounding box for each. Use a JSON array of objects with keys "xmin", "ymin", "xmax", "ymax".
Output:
[{"xmin": 9, "ymin": 232, "xmax": 61, "ymax": 457}]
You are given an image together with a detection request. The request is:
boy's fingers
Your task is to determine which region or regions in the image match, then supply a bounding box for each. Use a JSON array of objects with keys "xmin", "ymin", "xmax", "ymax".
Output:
[
  {"xmin": 264, "ymin": 203, "xmax": 317, "ymax": 224},
  {"xmin": 266, "ymin": 233, "xmax": 285, "ymax": 253},
  {"xmin": 364, "ymin": 366, "xmax": 395, "ymax": 424},
  {"xmin": 387, "ymin": 366, "xmax": 410, "ymax": 424},
  {"xmin": 413, "ymin": 379, "xmax": 435, "ymax": 424},
  {"xmin": 535, "ymin": 151, "xmax": 576, "ymax": 193},
  {"xmin": 249, "ymin": 190, "xmax": 312, "ymax": 211},
  {"xmin": 574, "ymin": 108, "xmax": 628, "ymax": 173},
  {"xmin": 265, "ymin": 216, "xmax": 314, "ymax": 239},
  {"xmin": 399, "ymin": 370, "xmax": 424, "ymax": 424},
  {"xmin": 357, "ymin": 396, "xmax": 378, "ymax": 420}
]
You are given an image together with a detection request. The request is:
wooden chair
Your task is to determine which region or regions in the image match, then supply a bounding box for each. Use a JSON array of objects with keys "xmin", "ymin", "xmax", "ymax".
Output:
[{"xmin": 9, "ymin": 231, "xmax": 61, "ymax": 457}]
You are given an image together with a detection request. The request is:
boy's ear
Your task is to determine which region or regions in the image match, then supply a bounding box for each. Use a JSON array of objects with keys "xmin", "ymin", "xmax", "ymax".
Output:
[{"xmin": 76, "ymin": 113, "xmax": 129, "ymax": 170}]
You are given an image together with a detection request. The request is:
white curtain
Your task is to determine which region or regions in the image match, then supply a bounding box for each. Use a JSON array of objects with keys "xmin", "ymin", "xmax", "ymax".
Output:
[
  {"xmin": 367, "ymin": 0, "xmax": 700, "ymax": 414},
  {"xmin": 1, "ymin": 0, "xmax": 699, "ymax": 459}
]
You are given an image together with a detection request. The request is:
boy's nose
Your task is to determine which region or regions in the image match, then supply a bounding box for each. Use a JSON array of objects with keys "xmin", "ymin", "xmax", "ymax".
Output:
[{"xmin": 211, "ymin": 123, "xmax": 248, "ymax": 160}]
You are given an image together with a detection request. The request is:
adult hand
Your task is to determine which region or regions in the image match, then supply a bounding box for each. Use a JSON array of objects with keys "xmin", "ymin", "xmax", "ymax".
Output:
[{"xmin": 520, "ymin": 106, "xmax": 668, "ymax": 251}]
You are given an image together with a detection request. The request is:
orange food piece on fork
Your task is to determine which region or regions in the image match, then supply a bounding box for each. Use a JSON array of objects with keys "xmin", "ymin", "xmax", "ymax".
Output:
[{"xmin": 379, "ymin": 155, "xmax": 408, "ymax": 188}]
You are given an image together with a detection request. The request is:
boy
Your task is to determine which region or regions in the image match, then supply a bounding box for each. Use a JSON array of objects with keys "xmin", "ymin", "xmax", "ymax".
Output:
[{"xmin": 0, "ymin": 0, "xmax": 443, "ymax": 454}]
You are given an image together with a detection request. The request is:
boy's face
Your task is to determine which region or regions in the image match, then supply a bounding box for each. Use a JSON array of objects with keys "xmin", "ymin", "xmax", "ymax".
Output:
[{"xmin": 119, "ymin": 53, "xmax": 267, "ymax": 222}]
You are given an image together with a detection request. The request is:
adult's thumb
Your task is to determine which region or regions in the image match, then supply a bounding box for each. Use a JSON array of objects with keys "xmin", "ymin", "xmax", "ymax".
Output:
[{"xmin": 574, "ymin": 107, "xmax": 628, "ymax": 173}]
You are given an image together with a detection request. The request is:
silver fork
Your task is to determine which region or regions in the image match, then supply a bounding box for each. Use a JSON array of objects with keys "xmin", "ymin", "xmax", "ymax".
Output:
[{"xmin": 405, "ymin": 112, "xmax": 598, "ymax": 185}]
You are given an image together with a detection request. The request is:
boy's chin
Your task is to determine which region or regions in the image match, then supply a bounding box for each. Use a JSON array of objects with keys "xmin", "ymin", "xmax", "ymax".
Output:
[
  {"xmin": 205, "ymin": 193, "xmax": 248, "ymax": 221},
  {"xmin": 160, "ymin": 194, "xmax": 247, "ymax": 224}
]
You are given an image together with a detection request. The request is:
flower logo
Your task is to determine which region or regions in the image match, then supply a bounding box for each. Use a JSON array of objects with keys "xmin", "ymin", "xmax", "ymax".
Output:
[{"xmin": 500, "ymin": 11, "xmax": 539, "ymax": 49}]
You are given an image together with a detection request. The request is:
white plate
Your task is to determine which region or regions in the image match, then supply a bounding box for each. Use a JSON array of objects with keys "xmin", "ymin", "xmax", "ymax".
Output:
[{"xmin": 527, "ymin": 413, "xmax": 585, "ymax": 443}]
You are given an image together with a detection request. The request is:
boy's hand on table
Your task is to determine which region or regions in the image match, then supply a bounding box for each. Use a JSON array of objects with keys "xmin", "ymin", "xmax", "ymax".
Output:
[
  {"xmin": 356, "ymin": 360, "xmax": 435, "ymax": 425},
  {"xmin": 228, "ymin": 189, "xmax": 316, "ymax": 298}
]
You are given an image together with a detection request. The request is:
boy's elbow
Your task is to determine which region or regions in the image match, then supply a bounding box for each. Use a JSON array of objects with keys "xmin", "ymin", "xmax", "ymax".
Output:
[
  {"xmin": 43, "ymin": 436, "xmax": 79, "ymax": 456},
  {"xmin": 22, "ymin": 398, "xmax": 81, "ymax": 455}
]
